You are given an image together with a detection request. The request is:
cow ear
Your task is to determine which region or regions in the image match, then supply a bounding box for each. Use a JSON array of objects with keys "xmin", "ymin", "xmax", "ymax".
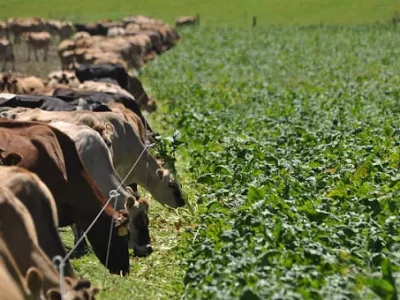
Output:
[
  {"xmin": 125, "ymin": 196, "xmax": 137, "ymax": 210},
  {"xmin": 105, "ymin": 122, "xmax": 114, "ymax": 133},
  {"xmin": 0, "ymin": 151, "xmax": 22, "ymax": 166},
  {"xmin": 156, "ymin": 169, "xmax": 164, "ymax": 180},
  {"xmin": 73, "ymin": 279, "xmax": 91, "ymax": 290},
  {"xmin": 91, "ymin": 286, "xmax": 101, "ymax": 296},
  {"xmin": 25, "ymin": 267, "xmax": 43, "ymax": 298},
  {"xmin": 46, "ymin": 288, "xmax": 61, "ymax": 300}
]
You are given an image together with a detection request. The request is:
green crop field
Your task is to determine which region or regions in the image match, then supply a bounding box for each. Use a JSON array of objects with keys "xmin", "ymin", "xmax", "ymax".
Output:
[
  {"xmin": 0, "ymin": 0, "xmax": 400, "ymax": 25},
  {"xmin": 138, "ymin": 25, "xmax": 400, "ymax": 299}
]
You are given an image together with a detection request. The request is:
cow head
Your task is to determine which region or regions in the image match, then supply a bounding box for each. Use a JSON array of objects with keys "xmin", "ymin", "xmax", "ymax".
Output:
[
  {"xmin": 125, "ymin": 195, "xmax": 152, "ymax": 257},
  {"xmin": 0, "ymin": 74, "xmax": 13, "ymax": 92},
  {"xmin": 92, "ymin": 122, "xmax": 114, "ymax": 149},
  {"xmin": 144, "ymin": 97, "xmax": 157, "ymax": 113},
  {"xmin": 46, "ymin": 277, "xmax": 100, "ymax": 300},
  {"xmin": 91, "ymin": 208, "xmax": 130, "ymax": 276},
  {"xmin": 153, "ymin": 168, "xmax": 185, "ymax": 208}
]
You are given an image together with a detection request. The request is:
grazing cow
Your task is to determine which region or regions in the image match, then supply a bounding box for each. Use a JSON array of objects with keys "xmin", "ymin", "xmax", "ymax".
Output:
[
  {"xmin": 0, "ymin": 185, "xmax": 100, "ymax": 299},
  {"xmin": 127, "ymin": 72, "xmax": 156, "ymax": 112},
  {"xmin": 0, "ymin": 109, "xmax": 185, "ymax": 209},
  {"xmin": 141, "ymin": 30, "xmax": 164, "ymax": 55},
  {"xmin": 0, "ymin": 93, "xmax": 112, "ymax": 111},
  {"xmin": 122, "ymin": 15, "xmax": 164, "ymax": 26},
  {"xmin": 58, "ymin": 39, "xmax": 76, "ymax": 70},
  {"xmin": 52, "ymin": 87, "xmax": 153, "ymax": 133},
  {"xmin": 49, "ymin": 121, "xmax": 152, "ymax": 256},
  {"xmin": 75, "ymin": 63, "xmax": 128, "ymax": 89},
  {"xmin": 7, "ymin": 18, "xmax": 44, "ymax": 44},
  {"xmin": 46, "ymin": 20, "xmax": 74, "ymax": 40},
  {"xmin": 138, "ymin": 23, "xmax": 180, "ymax": 50},
  {"xmin": 0, "ymin": 166, "xmax": 75, "ymax": 276},
  {"xmin": 60, "ymin": 50, "xmax": 75, "ymax": 70},
  {"xmin": 78, "ymin": 80, "xmax": 135, "ymax": 99},
  {"xmin": 74, "ymin": 20, "xmax": 123, "ymax": 36},
  {"xmin": 74, "ymin": 23, "xmax": 108, "ymax": 36},
  {"xmin": 47, "ymin": 70, "xmax": 80, "ymax": 88},
  {"xmin": 0, "ymin": 21, "xmax": 8, "ymax": 38},
  {"xmin": 0, "ymin": 120, "xmax": 131, "ymax": 275},
  {"xmin": 0, "ymin": 39, "xmax": 15, "ymax": 71},
  {"xmin": 73, "ymin": 31, "xmax": 91, "ymax": 40},
  {"xmin": 73, "ymin": 63, "xmax": 155, "ymax": 112},
  {"xmin": 0, "ymin": 237, "xmax": 44, "ymax": 300},
  {"xmin": 124, "ymin": 23, "xmax": 140, "ymax": 35},
  {"xmin": 0, "ymin": 74, "xmax": 44, "ymax": 94},
  {"xmin": 107, "ymin": 27, "xmax": 126, "ymax": 37},
  {"xmin": 0, "ymin": 75, "xmax": 45, "ymax": 94},
  {"xmin": 23, "ymin": 31, "xmax": 51, "ymax": 61},
  {"xmin": 175, "ymin": 16, "xmax": 198, "ymax": 27}
]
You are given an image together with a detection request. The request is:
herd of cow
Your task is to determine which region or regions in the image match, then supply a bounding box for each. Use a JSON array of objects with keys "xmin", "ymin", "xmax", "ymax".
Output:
[
  {"xmin": 0, "ymin": 15, "xmax": 184, "ymax": 71},
  {"xmin": 0, "ymin": 15, "xmax": 187, "ymax": 300}
]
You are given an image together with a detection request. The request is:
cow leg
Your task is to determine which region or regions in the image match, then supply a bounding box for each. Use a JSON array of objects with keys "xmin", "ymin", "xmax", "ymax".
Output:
[
  {"xmin": 34, "ymin": 49, "xmax": 39, "ymax": 62},
  {"xmin": 44, "ymin": 46, "xmax": 49, "ymax": 62},
  {"xmin": 71, "ymin": 224, "xmax": 90, "ymax": 258},
  {"xmin": 27, "ymin": 45, "xmax": 31, "ymax": 61},
  {"xmin": 1, "ymin": 59, "xmax": 6, "ymax": 72}
]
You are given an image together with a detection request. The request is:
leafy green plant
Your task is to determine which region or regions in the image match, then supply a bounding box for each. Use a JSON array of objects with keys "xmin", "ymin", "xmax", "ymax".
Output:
[{"xmin": 140, "ymin": 25, "xmax": 400, "ymax": 299}]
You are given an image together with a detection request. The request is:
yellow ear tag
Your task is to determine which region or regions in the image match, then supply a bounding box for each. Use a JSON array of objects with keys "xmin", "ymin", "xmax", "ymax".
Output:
[{"xmin": 118, "ymin": 226, "xmax": 129, "ymax": 237}]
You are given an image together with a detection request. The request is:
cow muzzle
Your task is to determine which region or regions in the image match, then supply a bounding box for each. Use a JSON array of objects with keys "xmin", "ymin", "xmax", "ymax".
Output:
[{"xmin": 133, "ymin": 244, "xmax": 153, "ymax": 257}]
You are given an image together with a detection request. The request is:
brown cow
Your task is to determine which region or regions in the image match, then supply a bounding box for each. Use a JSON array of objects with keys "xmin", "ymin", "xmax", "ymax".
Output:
[
  {"xmin": 49, "ymin": 120, "xmax": 152, "ymax": 256},
  {"xmin": 73, "ymin": 31, "xmax": 91, "ymax": 41},
  {"xmin": 0, "ymin": 184, "xmax": 99, "ymax": 299},
  {"xmin": 127, "ymin": 72, "xmax": 157, "ymax": 112},
  {"xmin": 78, "ymin": 80, "xmax": 135, "ymax": 99},
  {"xmin": 7, "ymin": 18, "xmax": 44, "ymax": 44},
  {"xmin": 176, "ymin": 16, "xmax": 198, "ymax": 27},
  {"xmin": 107, "ymin": 27, "xmax": 126, "ymax": 37},
  {"xmin": 124, "ymin": 23, "xmax": 140, "ymax": 35},
  {"xmin": 58, "ymin": 40, "xmax": 76, "ymax": 69},
  {"xmin": 0, "ymin": 237, "xmax": 43, "ymax": 300},
  {"xmin": 0, "ymin": 39, "xmax": 15, "ymax": 71},
  {"xmin": 48, "ymin": 70, "xmax": 80, "ymax": 88},
  {"xmin": 24, "ymin": 31, "xmax": 51, "ymax": 61},
  {"xmin": 122, "ymin": 15, "xmax": 164, "ymax": 26},
  {"xmin": 0, "ymin": 120, "xmax": 131, "ymax": 275},
  {"xmin": 46, "ymin": 20, "xmax": 74, "ymax": 41},
  {"xmin": 0, "ymin": 109, "xmax": 185, "ymax": 209},
  {"xmin": 0, "ymin": 73, "xmax": 45, "ymax": 94},
  {"xmin": 0, "ymin": 165, "xmax": 74, "ymax": 276}
]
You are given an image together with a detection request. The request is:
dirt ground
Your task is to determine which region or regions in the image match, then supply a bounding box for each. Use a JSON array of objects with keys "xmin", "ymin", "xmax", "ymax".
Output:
[{"xmin": 7, "ymin": 38, "xmax": 63, "ymax": 80}]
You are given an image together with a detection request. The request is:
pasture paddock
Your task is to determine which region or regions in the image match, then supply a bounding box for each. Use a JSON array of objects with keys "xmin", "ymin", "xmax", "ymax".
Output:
[{"xmin": 0, "ymin": 8, "xmax": 400, "ymax": 300}]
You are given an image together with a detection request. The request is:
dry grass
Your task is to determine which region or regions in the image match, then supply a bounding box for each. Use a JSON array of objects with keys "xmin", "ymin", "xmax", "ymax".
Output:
[{"xmin": 7, "ymin": 38, "xmax": 62, "ymax": 79}]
